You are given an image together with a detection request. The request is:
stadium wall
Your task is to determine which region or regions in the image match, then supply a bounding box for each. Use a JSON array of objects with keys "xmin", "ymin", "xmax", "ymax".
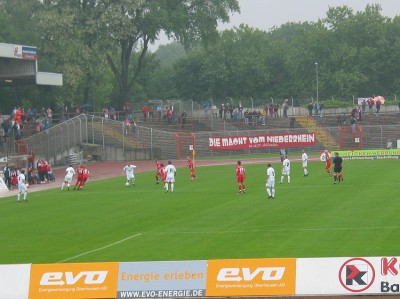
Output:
[
  {"xmin": 20, "ymin": 114, "xmax": 400, "ymax": 165},
  {"xmin": 2, "ymin": 256, "xmax": 400, "ymax": 299}
]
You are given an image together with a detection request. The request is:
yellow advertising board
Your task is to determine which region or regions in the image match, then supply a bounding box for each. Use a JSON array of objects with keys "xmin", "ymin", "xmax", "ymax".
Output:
[
  {"xmin": 206, "ymin": 258, "xmax": 296, "ymax": 296},
  {"xmin": 29, "ymin": 262, "xmax": 119, "ymax": 299}
]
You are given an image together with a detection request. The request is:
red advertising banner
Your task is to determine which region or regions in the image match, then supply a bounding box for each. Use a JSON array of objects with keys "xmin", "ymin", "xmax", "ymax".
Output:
[{"xmin": 208, "ymin": 133, "xmax": 316, "ymax": 150}]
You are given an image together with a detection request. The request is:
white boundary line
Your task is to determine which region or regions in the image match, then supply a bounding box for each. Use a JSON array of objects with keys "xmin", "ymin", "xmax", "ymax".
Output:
[
  {"xmin": 147, "ymin": 226, "xmax": 400, "ymax": 234},
  {"xmin": 57, "ymin": 233, "xmax": 142, "ymax": 263}
]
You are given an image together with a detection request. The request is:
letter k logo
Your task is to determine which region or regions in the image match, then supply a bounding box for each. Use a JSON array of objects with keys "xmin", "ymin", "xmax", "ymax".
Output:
[
  {"xmin": 346, "ymin": 265, "xmax": 367, "ymax": 285},
  {"xmin": 381, "ymin": 257, "xmax": 398, "ymax": 276}
]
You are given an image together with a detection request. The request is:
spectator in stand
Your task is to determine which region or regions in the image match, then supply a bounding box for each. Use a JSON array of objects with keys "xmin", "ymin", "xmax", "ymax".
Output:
[
  {"xmin": 274, "ymin": 103, "xmax": 279, "ymax": 118},
  {"xmin": 109, "ymin": 106, "xmax": 116, "ymax": 120},
  {"xmin": 386, "ymin": 139, "xmax": 393, "ymax": 149},
  {"xmin": 166, "ymin": 107, "xmax": 173, "ymax": 124},
  {"xmin": 14, "ymin": 107, "xmax": 22, "ymax": 125},
  {"xmin": 28, "ymin": 149, "xmax": 35, "ymax": 170},
  {"xmin": 47, "ymin": 107, "xmax": 53, "ymax": 125},
  {"xmin": 142, "ymin": 104, "xmax": 149, "ymax": 121},
  {"xmin": 307, "ymin": 103, "xmax": 313, "ymax": 116},
  {"xmin": 156, "ymin": 104, "xmax": 162, "ymax": 119},
  {"xmin": 37, "ymin": 158, "xmax": 49, "ymax": 183},
  {"xmin": 13, "ymin": 122, "xmax": 22, "ymax": 140},
  {"xmin": 35, "ymin": 118, "xmax": 42, "ymax": 133},
  {"xmin": 361, "ymin": 99, "xmax": 367, "ymax": 113},
  {"xmin": 47, "ymin": 164, "xmax": 56, "ymax": 182},
  {"xmin": 28, "ymin": 168, "xmax": 40, "ymax": 184},
  {"xmin": 261, "ymin": 109, "xmax": 267, "ymax": 126},
  {"xmin": 351, "ymin": 116, "xmax": 357, "ymax": 133},
  {"xmin": 211, "ymin": 104, "xmax": 218, "ymax": 118},
  {"xmin": 103, "ymin": 106, "xmax": 109, "ymax": 119},
  {"xmin": 376, "ymin": 100, "xmax": 381, "ymax": 113},
  {"xmin": 282, "ymin": 99, "xmax": 289, "ymax": 118},
  {"xmin": 181, "ymin": 111, "xmax": 187, "ymax": 128},
  {"xmin": 3, "ymin": 163, "xmax": 11, "ymax": 189},
  {"xmin": 10, "ymin": 166, "xmax": 18, "ymax": 188},
  {"xmin": 368, "ymin": 99, "xmax": 374, "ymax": 114}
]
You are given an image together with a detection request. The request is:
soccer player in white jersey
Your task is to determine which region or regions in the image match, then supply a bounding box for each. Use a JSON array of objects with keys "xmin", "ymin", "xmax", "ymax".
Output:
[
  {"xmin": 61, "ymin": 165, "xmax": 76, "ymax": 191},
  {"xmin": 266, "ymin": 163, "xmax": 275, "ymax": 199},
  {"xmin": 17, "ymin": 169, "xmax": 28, "ymax": 202},
  {"xmin": 280, "ymin": 155, "xmax": 291, "ymax": 184},
  {"xmin": 302, "ymin": 150, "xmax": 309, "ymax": 177},
  {"xmin": 164, "ymin": 160, "xmax": 177, "ymax": 192},
  {"xmin": 123, "ymin": 162, "xmax": 137, "ymax": 187}
]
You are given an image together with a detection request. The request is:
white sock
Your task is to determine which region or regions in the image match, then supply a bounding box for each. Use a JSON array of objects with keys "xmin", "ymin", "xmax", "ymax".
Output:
[
  {"xmin": 267, "ymin": 189, "xmax": 271, "ymax": 196},
  {"xmin": 272, "ymin": 189, "xmax": 275, "ymax": 197},
  {"xmin": 288, "ymin": 176, "xmax": 291, "ymax": 183},
  {"xmin": 280, "ymin": 176, "xmax": 284, "ymax": 183},
  {"xmin": 171, "ymin": 183, "xmax": 174, "ymax": 192}
]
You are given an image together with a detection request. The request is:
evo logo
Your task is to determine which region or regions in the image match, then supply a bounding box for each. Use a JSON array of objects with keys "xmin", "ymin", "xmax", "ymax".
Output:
[
  {"xmin": 339, "ymin": 258, "xmax": 375, "ymax": 293},
  {"xmin": 217, "ymin": 267, "xmax": 285, "ymax": 282},
  {"xmin": 40, "ymin": 271, "xmax": 108, "ymax": 286}
]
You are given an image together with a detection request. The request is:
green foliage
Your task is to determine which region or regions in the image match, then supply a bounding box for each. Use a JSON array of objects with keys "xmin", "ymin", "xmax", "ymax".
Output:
[
  {"xmin": 2, "ymin": 1, "xmax": 400, "ymax": 110},
  {"xmin": 1, "ymin": 159, "xmax": 399, "ymax": 264},
  {"xmin": 319, "ymin": 99, "xmax": 354, "ymax": 108}
]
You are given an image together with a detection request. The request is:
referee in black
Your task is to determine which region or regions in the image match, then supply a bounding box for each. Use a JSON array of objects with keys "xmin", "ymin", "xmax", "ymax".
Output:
[{"xmin": 332, "ymin": 152, "xmax": 343, "ymax": 184}]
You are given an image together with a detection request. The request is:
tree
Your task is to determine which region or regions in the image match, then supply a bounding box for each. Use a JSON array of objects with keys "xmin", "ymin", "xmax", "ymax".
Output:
[{"xmin": 91, "ymin": 0, "xmax": 240, "ymax": 108}]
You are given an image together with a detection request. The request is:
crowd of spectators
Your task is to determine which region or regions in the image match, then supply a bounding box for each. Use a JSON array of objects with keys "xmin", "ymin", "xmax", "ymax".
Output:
[{"xmin": 2, "ymin": 156, "xmax": 56, "ymax": 190}]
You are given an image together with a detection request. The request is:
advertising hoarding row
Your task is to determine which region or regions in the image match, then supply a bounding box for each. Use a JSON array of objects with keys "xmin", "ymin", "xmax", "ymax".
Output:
[{"xmin": 2, "ymin": 256, "xmax": 400, "ymax": 299}]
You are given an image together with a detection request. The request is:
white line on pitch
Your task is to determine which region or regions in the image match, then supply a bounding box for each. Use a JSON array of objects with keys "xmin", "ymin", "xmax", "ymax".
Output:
[
  {"xmin": 57, "ymin": 233, "xmax": 142, "ymax": 263},
  {"xmin": 147, "ymin": 226, "xmax": 400, "ymax": 235}
]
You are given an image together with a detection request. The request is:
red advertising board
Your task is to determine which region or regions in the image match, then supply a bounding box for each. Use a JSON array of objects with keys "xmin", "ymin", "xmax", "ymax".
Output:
[{"xmin": 208, "ymin": 133, "xmax": 316, "ymax": 150}]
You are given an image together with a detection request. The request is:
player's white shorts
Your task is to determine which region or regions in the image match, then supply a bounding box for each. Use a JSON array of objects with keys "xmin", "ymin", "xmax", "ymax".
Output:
[
  {"xmin": 302, "ymin": 161, "xmax": 308, "ymax": 168},
  {"xmin": 166, "ymin": 175, "xmax": 175, "ymax": 183},
  {"xmin": 126, "ymin": 174, "xmax": 135, "ymax": 180},
  {"xmin": 266, "ymin": 178, "xmax": 275, "ymax": 188},
  {"xmin": 64, "ymin": 175, "xmax": 73, "ymax": 183},
  {"xmin": 282, "ymin": 168, "xmax": 290, "ymax": 175},
  {"xmin": 18, "ymin": 183, "xmax": 27, "ymax": 193}
]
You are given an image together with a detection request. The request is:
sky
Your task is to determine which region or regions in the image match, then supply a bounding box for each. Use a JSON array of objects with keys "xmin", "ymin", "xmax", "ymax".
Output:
[{"xmin": 150, "ymin": 0, "xmax": 400, "ymax": 50}]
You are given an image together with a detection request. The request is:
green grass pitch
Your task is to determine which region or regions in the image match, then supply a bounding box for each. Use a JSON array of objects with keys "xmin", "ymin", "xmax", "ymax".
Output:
[{"xmin": 1, "ymin": 158, "xmax": 399, "ymax": 264}]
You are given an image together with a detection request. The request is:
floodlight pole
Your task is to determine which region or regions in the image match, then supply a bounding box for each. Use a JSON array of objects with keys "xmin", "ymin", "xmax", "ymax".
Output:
[{"xmin": 315, "ymin": 62, "xmax": 319, "ymax": 104}]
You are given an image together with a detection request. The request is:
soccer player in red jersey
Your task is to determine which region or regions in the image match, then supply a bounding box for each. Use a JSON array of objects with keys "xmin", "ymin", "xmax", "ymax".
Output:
[
  {"xmin": 73, "ymin": 163, "xmax": 84, "ymax": 190},
  {"xmin": 324, "ymin": 150, "xmax": 332, "ymax": 176},
  {"xmin": 236, "ymin": 160, "xmax": 246, "ymax": 193},
  {"xmin": 159, "ymin": 163, "xmax": 167, "ymax": 186},
  {"xmin": 79, "ymin": 165, "xmax": 90, "ymax": 190},
  {"xmin": 187, "ymin": 156, "xmax": 198, "ymax": 180},
  {"xmin": 155, "ymin": 160, "xmax": 161, "ymax": 184}
]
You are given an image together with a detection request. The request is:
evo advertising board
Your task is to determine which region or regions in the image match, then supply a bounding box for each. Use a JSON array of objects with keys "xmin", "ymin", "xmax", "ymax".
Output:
[
  {"xmin": 206, "ymin": 258, "xmax": 296, "ymax": 297},
  {"xmin": 117, "ymin": 261, "xmax": 207, "ymax": 298},
  {"xmin": 28, "ymin": 262, "xmax": 119, "ymax": 299},
  {"xmin": 0, "ymin": 264, "xmax": 30, "ymax": 299},
  {"xmin": 296, "ymin": 256, "xmax": 400, "ymax": 295}
]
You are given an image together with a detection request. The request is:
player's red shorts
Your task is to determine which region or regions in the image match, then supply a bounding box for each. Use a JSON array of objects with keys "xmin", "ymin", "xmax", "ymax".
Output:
[
  {"xmin": 325, "ymin": 160, "xmax": 331, "ymax": 169},
  {"xmin": 236, "ymin": 174, "xmax": 244, "ymax": 183}
]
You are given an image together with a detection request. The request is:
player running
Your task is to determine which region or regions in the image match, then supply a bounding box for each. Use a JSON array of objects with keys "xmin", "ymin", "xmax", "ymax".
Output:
[
  {"xmin": 324, "ymin": 150, "xmax": 332, "ymax": 176},
  {"xmin": 187, "ymin": 156, "xmax": 198, "ymax": 180},
  {"xmin": 123, "ymin": 162, "xmax": 137, "ymax": 187},
  {"xmin": 61, "ymin": 164, "xmax": 76, "ymax": 191},
  {"xmin": 155, "ymin": 160, "xmax": 161, "ymax": 184}
]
